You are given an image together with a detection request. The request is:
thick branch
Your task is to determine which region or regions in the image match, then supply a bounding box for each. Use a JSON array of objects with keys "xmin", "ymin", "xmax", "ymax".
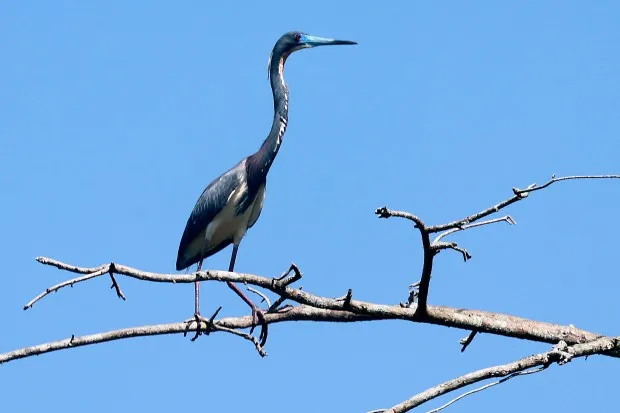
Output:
[
  {"xmin": 26, "ymin": 258, "xmax": 620, "ymax": 358},
  {"xmin": 383, "ymin": 337, "xmax": 619, "ymax": 412},
  {"xmin": 375, "ymin": 207, "xmax": 434, "ymax": 312},
  {"xmin": 0, "ymin": 306, "xmax": 371, "ymax": 365}
]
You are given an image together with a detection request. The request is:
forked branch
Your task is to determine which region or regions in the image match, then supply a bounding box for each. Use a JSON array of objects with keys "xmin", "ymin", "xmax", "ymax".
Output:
[
  {"xmin": 376, "ymin": 174, "xmax": 620, "ymax": 311},
  {"xmin": 8, "ymin": 173, "xmax": 619, "ymax": 412},
  {"xmin": 17, "ymin": 257, "xmax": 620, "ymax": 360},
  {"xmin": 378, "ymin": 337, "xmax": 618, "ymax": 413},
  {"xmin": 427, "ymin": 174, "xmax": 620, "ymax": 233}
]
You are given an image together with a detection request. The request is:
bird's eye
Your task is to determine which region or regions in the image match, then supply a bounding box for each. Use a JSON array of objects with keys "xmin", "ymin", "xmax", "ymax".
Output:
[{"xmin": 294, "ymin": 33, "xmax": 302, "ymax": 42}]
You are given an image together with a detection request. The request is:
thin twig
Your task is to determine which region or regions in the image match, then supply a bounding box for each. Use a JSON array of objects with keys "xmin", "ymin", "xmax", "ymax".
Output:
[
  {"xmin": 433, "ymin": 216, "xmax": 515, "ymax": 244},
  {"xmin": 460, "ymin": 331, "xmax": 478, "ymax": 352},
  {"xmin": 213, "ymin": 324, "xmax": 267, "ymax": 357},
  {"xmin": 425, "ymin": 366, "xmax": 547, "ymax": 413},
  {"xmin": 109, "ymin": 273, "xmax": 126, "ymax": 301},
  {"xmin": 384, "ymin": 336, "xmax": 619, "ymax": 413},
  {"xmin": 24, "ymin": 267, "xmax": 110, "ymax": 310},
  {"xmin": 432, "ymin": 242, "xmax": 472, "ymax": 262},
  {"xmin": 35, "ymin": 257, "xmax": 107, "ymax": 274},
  {"xmin": 514, "ymin": 174, "xmax": 620, "ymax": 196},
  {"xmin": 338, "ymin": 289, "xmax": 353, "ymax": 308},
  {"xmin": 272, "ymin": 262, "xmax": 303, "ymax": 289},
  {"xmin": 268, "ymin": 295, "xmax": 288, "ymax": 313},
  {"xmin": 247, "ymin": 287, "xmax": 271, "ymax": 308},
  {"xmin": 267, "ymin": 264, "xmax": 303, "ymax": 312},
  {"xmin": 427, "ymin": 174, "xmax": 620, "ymax": 233},
  {"xmin": 401, "ymin": 281, "xmax": 421, "ymax": 307}
]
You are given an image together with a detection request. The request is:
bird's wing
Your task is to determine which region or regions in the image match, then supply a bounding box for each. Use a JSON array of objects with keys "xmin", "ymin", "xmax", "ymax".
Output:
[{"xmin": 176, "ymin": 162, "xmax": 245, "ymax": 270}]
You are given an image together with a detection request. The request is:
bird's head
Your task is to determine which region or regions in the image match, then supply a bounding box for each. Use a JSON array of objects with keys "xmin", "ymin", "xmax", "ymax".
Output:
[
  {"xmin": 278, "ymin": 31, "xmax": 357, "ymax": 53},
  {"xmin": 268, "ymin": 31, "xmax": 356, "ymax": 78}
]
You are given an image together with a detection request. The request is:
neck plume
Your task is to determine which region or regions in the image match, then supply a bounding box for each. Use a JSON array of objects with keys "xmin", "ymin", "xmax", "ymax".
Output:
[{"xmin": 247, "ymin": 51, "xmax": 290, "ymax": 181}]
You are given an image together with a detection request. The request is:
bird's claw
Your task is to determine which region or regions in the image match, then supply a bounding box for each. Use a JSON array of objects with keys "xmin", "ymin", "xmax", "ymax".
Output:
[
  {"xmin": 249, "ymin": 306, "xmax": 268, "ymax": 347},
  {"xmin": 183, "ymin": 313, "xmax": 203, "ymax": 341},
  {"xmin": 183, "ymin": 306, "xmax": 222, "ymax": 341}
]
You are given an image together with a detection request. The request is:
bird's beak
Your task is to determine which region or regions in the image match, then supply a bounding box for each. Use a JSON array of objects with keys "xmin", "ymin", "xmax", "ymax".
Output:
[{"xmin": 300, "ymin": 34, "xmax": 357, "ymax": 47}]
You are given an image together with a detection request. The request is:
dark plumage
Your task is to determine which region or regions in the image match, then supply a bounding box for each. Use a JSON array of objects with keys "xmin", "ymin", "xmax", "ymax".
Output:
[{"xmin": 175, "ymin": 31, "xmax": 356, "ymax": 345}]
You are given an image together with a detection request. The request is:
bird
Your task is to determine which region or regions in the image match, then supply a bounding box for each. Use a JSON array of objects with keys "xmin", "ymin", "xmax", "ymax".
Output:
[{"xmin": 175, "ymin": 31, "xmax": 357, "ymax": 346}]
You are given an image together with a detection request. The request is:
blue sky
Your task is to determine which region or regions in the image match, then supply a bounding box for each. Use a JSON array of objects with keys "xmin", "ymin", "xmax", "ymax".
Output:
[{"xmin": 1, "ymin": 1, "xmax": 619, "ymax": 412}]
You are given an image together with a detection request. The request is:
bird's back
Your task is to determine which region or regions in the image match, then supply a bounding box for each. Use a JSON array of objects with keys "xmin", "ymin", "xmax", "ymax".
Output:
[{"xmin": 176, "ymin": 163, "xmax": 244, "ymax": 270}]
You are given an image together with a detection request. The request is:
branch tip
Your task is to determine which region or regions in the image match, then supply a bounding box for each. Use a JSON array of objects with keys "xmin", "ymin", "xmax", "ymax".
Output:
[
  {"xmin": 272, "ymin": 263, "xmax": 303, "ymax": 290},
  {"xmin": 389, "ymin": 337, "xmax": 618, "ymax": 412},
  {"xmin": 460, "ymin": 331, "xmax": 478, "ymax": 352},
  {"xmin": 109, "ymin": 273, "xmax": 126, "ymax": 301},
  {"xmin": 337, "ymin": 289, "xmax": 354, "ymax": 308},
  {"xmin": 375, "ymin": 206, "xmax": 390, "ymax": 218}
]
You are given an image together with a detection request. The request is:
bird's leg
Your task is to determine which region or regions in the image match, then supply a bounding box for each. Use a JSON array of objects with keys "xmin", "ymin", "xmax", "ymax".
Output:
[
  {"xmin": 184, "ymin": 258, "xmax": 204, "ymax": 341},
  {"xmin": 226, "ymin": 244, "xmax": 269, "ymax": 346},
  {"xmin": 195, "ymin": 259, "xmax": 202, "ymax": 316}
]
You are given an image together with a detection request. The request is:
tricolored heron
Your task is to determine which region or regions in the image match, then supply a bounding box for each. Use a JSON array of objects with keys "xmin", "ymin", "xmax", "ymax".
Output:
[{"xmin": 176, "ymin": 31, "xmax": 356, "ymax": 346}]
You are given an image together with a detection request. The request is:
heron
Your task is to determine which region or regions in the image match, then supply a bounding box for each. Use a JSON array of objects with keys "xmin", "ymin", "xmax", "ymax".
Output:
[{"xmin": 175, "ymin": 31, "xmax": 356, "ymax": 346}]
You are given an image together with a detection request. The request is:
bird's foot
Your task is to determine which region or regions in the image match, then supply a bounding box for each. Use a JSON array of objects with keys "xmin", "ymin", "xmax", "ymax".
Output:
[
  {"xmin": 249, "ymin": 306, "xmax": 268, "ymax": 347},
  {"xmin": 183, "ymin": 306, "xmax": 222, "ymax": 341},
  {"xmin": 183, "ymin": 313, "xmax": 203, "ymax": 341}
]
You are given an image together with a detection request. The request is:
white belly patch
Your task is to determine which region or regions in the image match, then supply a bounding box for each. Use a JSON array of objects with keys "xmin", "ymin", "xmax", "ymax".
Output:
[{"xmin": 204, "ymin": 182, "xmax": 266, "ymax": 250}]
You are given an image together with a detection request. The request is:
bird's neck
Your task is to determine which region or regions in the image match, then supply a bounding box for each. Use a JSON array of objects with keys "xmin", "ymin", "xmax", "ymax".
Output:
[{"xmin": 247, "ymin": 55, "xmax": 290, "ymax": 181}]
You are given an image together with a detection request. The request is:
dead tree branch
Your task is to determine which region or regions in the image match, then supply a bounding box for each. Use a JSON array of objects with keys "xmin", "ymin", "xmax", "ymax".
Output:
[
  {"xmin": 375, "ymin": 207, "xmax": 434, "ymax": 314},
  {"xmin": 427, "ymin": 174, "xmax": 620, "ymax": 233},
  {"xmin": 459, "ymin": 330, "xmax": 478, "ymax": 352},
  {"xmin": 381, "ymin": 337, "xmax": 618, "ymax": 413},
  {"xmin": 1, "ymin": 306, "xmax": 368, "ymax": 364},
  {"xmin": 376, "ymin": 174, "xmax": 619, "ymax": 311},
  {"xmin": 15, "ymin": 257, "xmax": 620, "ymax": 360},
  {"xmin": 8, "ymin": 173, "xmax": 619, "ymax": 412}
]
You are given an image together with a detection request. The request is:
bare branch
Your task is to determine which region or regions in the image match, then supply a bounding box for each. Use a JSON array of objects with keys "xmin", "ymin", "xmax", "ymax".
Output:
[
  {"xmin": 433, "ymin": 216, "xmax": 515, "ymax": 244},
  {"xmin": 425, "ymin": 366, "xmax": 547, "ymax": 413},
  {"xmin": 35, "ymin": 257, "xmax": 107, "ymax": 273},
  {"xmin": 460, "ymin": 330, "xmax": 478, "ymax": 352},
  {"xmin": 514, "ymin": 174, "xmax": 620, "ymax": 196},
  {"xmin": 384, "ymin": 336, "xmax": 619, "ymax": 413},
  {"xmin": 109, "ymin": 272, "xmax": 126, "ymax": 301},
  {"xmin": 26, "ymin": 258, "xmax": 620, "ymax": 359},
  {"xmin": 12, "ymin": 173, "xmax": 618, "ymax": 413},
  {"xmin": 432, "ymin": 242, "xmax": 471, "ymax": 262},
  {"xmin": 0, "ymin": 305, "xmax": 374, "ymax": 365},
  {"xmin": 337, "ymin": 288, "xmax": 353, "ymax": 309},
  {"xmin": 211, "ymin": 322, "xmax": 268, "ymax": 357},
  {"xmin": 23, "ymin": 267, "xmax": 110, "ymax": 310},
  {"xmin": 247, "ymin": 287, "xmax": 271, "ymax": 308},
  {"xmin": 375, "ymin": 206, "xmax": 427, "ymax": 228},
  {"xmin": 427, "ymin": 174, "xmax": 620, "ymax": 233},
  {"xmin": 374, "ymin": 207, "xmax": 435, "ymax": 313},
  {"xmin": 273, "ymin": 262, "xmax": 302, "ymax": 286},
  {"xmin": 377, "ymin": 174, "xmax": 619, "ymax": 325},
  {"xmin": 268, "ymin": 295, "xmax": 289, "ymax": 313}
]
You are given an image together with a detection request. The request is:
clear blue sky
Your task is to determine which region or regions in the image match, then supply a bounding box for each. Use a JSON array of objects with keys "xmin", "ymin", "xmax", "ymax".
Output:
[{"xmin": 1, "ymin": 2, "xmax": 619, "ymax": 412}]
